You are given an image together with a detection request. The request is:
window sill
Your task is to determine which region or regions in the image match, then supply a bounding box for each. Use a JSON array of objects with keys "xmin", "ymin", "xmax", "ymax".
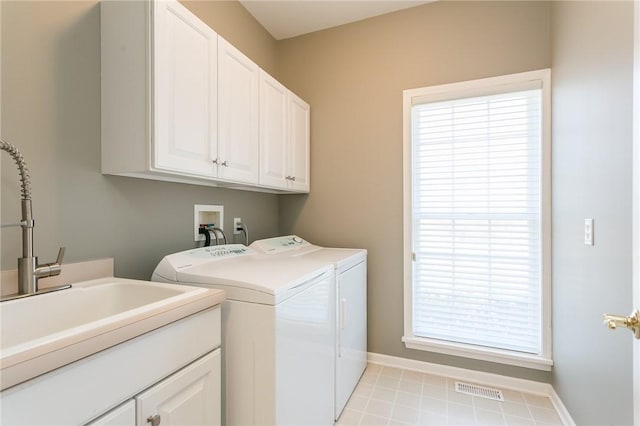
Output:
[{"xmin": 402, "ymin": 335, "xmax": 553, "ymax": 371}]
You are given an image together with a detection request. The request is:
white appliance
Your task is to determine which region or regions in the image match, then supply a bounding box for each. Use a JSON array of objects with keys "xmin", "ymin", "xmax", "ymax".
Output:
[
  {"xmin": 152, "ymin": 244, "xmax": 335, "ymax": 426},
  {"xmin": 250, "ymin": 236, "xmax": 367, "ymax": 419}
]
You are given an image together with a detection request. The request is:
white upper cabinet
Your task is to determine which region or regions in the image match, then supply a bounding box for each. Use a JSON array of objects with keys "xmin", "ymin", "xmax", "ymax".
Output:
[
  {"xmin": 259, "ymin": 70, "xmax": 289, "ymax": 188},
  {"xmin": 101, "ymin": 0, "xmax": 218, "ymax": 181},
  {"xmin": 153, "ymin": 0, "xmax": 218, "ymax": 177},
  {"xmin": 101, "ymin": 0, "xmax": 308, "ymax": 193},
  {"xmin": 217, "ymin": 37, "xmax": 260, "ymax": 184},
  {"xmin": 259, "ymin": 70, "xmax": 310, "ymax": 193},
  {"xmin": 288, "ymin": 93, "xmax": 311, "ymax": 192}
]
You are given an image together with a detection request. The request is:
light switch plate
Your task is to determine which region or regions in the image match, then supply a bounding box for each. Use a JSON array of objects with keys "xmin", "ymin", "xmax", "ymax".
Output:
[{"xmin": 584, "ymin": 218, "xmax": 594, "ymax": 246}]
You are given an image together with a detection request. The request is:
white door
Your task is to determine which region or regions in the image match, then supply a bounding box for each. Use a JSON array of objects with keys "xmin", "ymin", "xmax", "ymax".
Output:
[
  {"xmin": 288, "ymin": 93, "xmax": 311, "ymax": 192},
  {"xmin": 606, "ymin": 4, "xmax": 640, "ymax": 423},
  {"xmin": 153, "ymin": 0, "xmax": 218, "ymax": 177},
  {"xmin": 259, "ymin": 70, "xmax": 289, "ymax": 189},
  {"xmin": 217, "ymin": 37, "xmax": 260, "ymax": 184},
  {"xmin": 634, "ymin": 3, "xmax": 640, "ymax": 423},
  {"xmin": 136, "ymin": 350, "xmax": 221, "ymax": 426}
]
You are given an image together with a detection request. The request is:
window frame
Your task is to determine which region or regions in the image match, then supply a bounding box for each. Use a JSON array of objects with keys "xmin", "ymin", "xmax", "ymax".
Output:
[{"xmin": 402, "ymin": 69, "xmax": 553, "ymax": 371}]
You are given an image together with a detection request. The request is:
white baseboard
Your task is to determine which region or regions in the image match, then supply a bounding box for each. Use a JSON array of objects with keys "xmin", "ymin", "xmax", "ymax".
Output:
[
  {"xmin": 367, "ymin": 352, "xmax": 575, "ymax": 426},
  {"xmin": 547, "ymin": 387, "xmax": 576, "ymax": 426}
]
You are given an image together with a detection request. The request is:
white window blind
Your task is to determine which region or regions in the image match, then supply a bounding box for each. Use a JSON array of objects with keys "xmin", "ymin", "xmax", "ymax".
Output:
[{"xmin": 411, "ymin": 87, "xmax": 543, "ymax": 355}]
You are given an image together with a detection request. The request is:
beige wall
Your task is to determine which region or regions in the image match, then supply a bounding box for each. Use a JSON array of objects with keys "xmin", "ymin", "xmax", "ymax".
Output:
[
  {"xmin": 181, "ymin": 0, "xmax": 279, "ymax": 77},
  {"xmin": 550, "ymin": 2, "xmax": 634, "ymax": 424},
  {"xmin": 1, "ymin": 1, "xmax": 280, "ymax": 281},
  {"xmin": 277, "ymin": 1, "xmax": 552, "ymax": 381}
]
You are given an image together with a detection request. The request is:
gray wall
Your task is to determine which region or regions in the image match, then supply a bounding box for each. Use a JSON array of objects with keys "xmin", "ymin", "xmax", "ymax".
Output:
[
  {"xmin": 1, "ymin": 1, "xmax": 280, "ymax": 281},
  {"xmin": 277, "ymin": 1, "xmax": 553, "ymax": 382},
  {"xmin": 550, "ymin": 2, "xmax": 635, "ymax": 425}
]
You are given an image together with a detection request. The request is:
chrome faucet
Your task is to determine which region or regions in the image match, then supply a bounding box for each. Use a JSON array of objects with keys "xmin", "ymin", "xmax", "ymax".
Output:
[{"xmin": 1, "ymin": 139, "xmax": 67, "ymax": 299}]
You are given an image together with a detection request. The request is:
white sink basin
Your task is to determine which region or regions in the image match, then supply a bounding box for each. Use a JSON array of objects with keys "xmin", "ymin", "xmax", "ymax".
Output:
[
  {"xmin": 0, "ymin": 277, "xmax": 225, "ymax": 391},
  {"xmin": 2, "ymin": 280, "xmax": 193, "ymax": 350}
]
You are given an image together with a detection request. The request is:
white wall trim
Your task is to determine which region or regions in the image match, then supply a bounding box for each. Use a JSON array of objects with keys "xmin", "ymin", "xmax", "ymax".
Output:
[
  {"xmin": 402, "ymin": 336, "xmax": 553, "ymax": 371},
  {"xmin": 367, "ymin": 352, "xmax": 575, "ymax": 426}
]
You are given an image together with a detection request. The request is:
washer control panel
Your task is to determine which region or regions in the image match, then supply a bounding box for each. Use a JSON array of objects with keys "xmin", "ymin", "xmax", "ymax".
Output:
[
  {"xmin": 251, "ymin": 235, "xmax": 310, "ymax": 254},
  {"xmin": 186, "ymin": 245, "xmax": 253, "ymax": 259}
]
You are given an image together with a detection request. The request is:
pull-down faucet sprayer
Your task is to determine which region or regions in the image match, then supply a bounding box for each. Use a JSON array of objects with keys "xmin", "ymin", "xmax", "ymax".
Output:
[{"xmin": 1, "ymin": 139, "xmax": 67, "ymax": 299}]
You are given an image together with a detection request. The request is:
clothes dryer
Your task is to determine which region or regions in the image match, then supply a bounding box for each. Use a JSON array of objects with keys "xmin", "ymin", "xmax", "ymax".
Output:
[
  {"xmin": 250, "ymin": 236, "xmax": 367, "ymax": 419},
  {"xmin": 152, "ymin": 244, "xmax": 335, "ymax": 426}
]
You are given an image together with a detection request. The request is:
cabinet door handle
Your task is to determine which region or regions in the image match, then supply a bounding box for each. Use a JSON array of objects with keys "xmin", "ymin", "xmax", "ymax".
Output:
[
  {"xmin": 147, "ymin": 415, "xmax": 161, "ymax": 426},
  {"xmin": 212, "ymin": 158, "xmax": 219, "ymax": 165},
  {"xmin": 221, "ymin": 160, "xmax": 229, "ymax": 167},
  {"xmin": 290, "ymin": 176, "xmax": 296, "ymax": 182}
]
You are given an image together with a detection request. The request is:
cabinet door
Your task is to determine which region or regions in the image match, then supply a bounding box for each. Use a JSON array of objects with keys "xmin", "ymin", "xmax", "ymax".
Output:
[
  {"xmin": 136, "ymin": 350, "xmax": 221, "ymax": 426},
  {"xmin": 153, "ymin": 0, "xmax": 218, "ymax": 177},
  {"xmin": 288, "ymin": 93, "xmax": 311, "ymax": 192},
  {"xmin": 259, "ymin": 70, "xmax": 289, "ymax": 189},
  {"xmin": 217, "ymin": 37, "xmax": 260, "ymax": 184}
]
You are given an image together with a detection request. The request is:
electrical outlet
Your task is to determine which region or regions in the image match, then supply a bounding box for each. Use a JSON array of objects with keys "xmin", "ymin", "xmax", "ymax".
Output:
[{"xmin": 233, "ymin": 217, "xmax": 242, "ymax": 235}]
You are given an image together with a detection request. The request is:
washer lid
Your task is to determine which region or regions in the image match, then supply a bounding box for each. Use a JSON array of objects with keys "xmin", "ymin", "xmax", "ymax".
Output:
[
  {"xmin": 153, "ymin": 244, "xmax": 256, "ymax": 282},
  {"xmin": 153, "ymin": 245, "xmax": 333, "ymax": 304}
]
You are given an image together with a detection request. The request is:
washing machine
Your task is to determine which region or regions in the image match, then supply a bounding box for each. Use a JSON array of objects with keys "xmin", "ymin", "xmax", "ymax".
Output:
[
  {"xmin": 152, "ymin": 244, "xmax": 335, "ymax": 426},
  {"xmin": 250, "ymin": 236, "xmax": 367, "ymax": 420}
]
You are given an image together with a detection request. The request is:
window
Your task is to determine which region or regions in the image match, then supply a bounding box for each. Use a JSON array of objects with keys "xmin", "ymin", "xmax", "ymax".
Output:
[{"xmin": 402, "ymin": 70, "xmax": 552, "ymax": 370}]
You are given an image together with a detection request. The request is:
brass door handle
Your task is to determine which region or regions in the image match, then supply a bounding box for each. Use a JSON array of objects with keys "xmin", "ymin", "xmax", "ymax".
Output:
[{"xmin": 603, "ymin": 310, "xmax": 640, "ymax": 339}]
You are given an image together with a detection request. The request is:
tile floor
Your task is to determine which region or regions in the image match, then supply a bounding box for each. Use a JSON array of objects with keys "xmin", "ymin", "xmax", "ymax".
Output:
[{"xmin": 336, "ymin": 364, "xmax": 564, "ymax": 426}]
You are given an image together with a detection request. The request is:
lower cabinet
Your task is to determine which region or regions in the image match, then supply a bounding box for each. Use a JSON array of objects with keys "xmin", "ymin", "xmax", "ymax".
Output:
[
  {"xmin": 137, "ymin": 349, "xmax": 221, "ymax": 426},
  {"xmin": 87, "ymin": 349, "xmax": 221, "ymax": 426}
]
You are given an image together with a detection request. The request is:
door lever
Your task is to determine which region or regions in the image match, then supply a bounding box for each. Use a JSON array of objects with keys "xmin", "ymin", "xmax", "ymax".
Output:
[{"xmin": 603, "ymin": 310, "xmax": 640, "ymax": 339}]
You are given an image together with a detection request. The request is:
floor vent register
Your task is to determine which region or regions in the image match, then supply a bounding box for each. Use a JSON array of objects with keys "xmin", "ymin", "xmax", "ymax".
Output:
[{"xmin": 454, "ymin": 381, "xmax": 505, "ymax": 402}]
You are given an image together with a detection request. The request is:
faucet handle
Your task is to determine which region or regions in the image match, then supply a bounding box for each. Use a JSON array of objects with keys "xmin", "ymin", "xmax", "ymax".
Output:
[
  {"xmin": 35, "ymin": 246, "xmax": 66, "ymax": 279},
  {"xmin": 50, "ymin": 247, "xmax": 66, "ymax": 277},
  {"xmin": 56, "ymin": 246, "xmax": 66, "ymax": 265}
]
